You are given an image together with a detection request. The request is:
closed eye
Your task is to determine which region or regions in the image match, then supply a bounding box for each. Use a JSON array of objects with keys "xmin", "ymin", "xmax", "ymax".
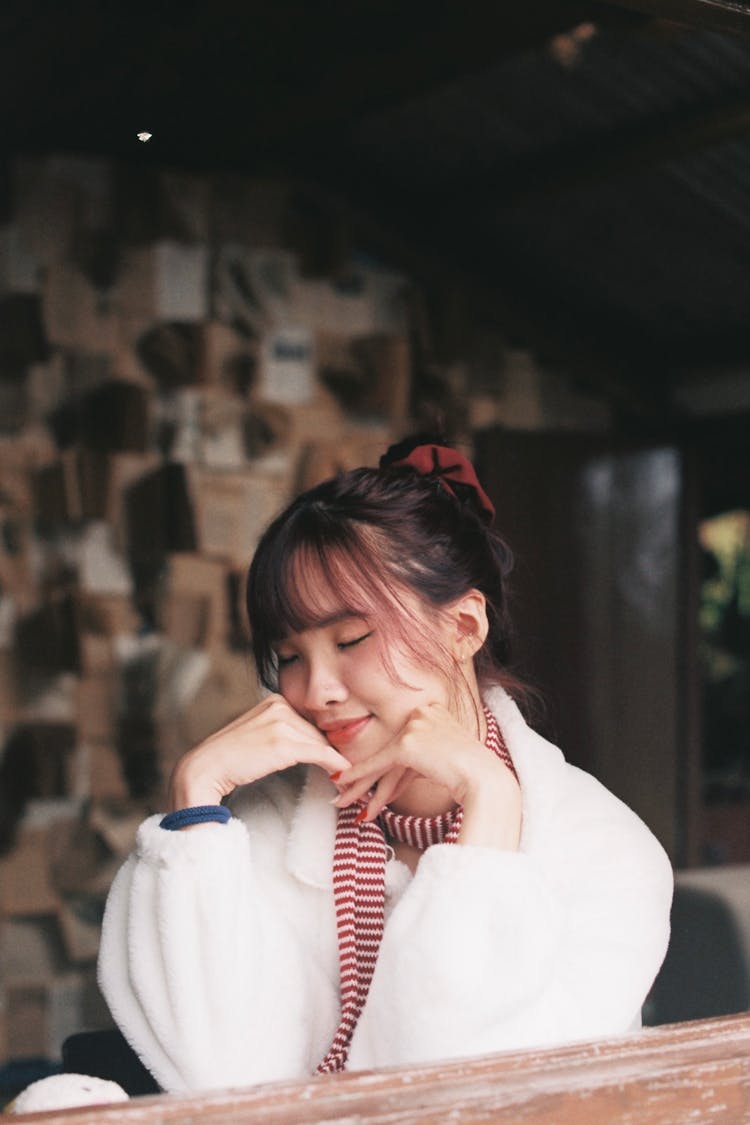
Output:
[
  {"xmin": 275, "ymin": 652, "xmax": 298, "ymax": 668},
  {"xmin": 338, "ymin": 631, "xmax": 372, "ymax": 650}
]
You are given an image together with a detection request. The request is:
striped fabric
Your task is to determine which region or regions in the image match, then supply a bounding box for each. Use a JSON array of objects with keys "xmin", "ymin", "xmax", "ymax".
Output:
[{"xmin": 316, "ymin": 706, "xmax": 515, "ymax": 1074}]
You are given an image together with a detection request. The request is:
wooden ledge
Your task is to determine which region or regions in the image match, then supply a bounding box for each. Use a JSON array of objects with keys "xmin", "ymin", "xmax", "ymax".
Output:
[{"xmin": 13, "ymin": 1012, "xmax": 750, "ymax": 1123}]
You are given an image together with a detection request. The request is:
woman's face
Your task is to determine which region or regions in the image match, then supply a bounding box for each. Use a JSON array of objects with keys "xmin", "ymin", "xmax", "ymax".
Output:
[{"xmin": 274, "ymin": 577, "xmax": 456, "ymax": 765}]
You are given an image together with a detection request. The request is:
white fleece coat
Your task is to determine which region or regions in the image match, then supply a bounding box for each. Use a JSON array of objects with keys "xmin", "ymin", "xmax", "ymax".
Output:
[{"xmin": 97, "ymin": 687, "xmax": 673, "ymax": 1093}]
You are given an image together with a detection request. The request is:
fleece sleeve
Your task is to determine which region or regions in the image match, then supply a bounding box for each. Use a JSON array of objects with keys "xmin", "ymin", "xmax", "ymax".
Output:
[
  {"xmin": 97, "ymin": 800, "xmax": 334, "ymax": 1093},
  {"xmin": 347, "ymin": 768, "xmax": 673, "ymax": 1069}
]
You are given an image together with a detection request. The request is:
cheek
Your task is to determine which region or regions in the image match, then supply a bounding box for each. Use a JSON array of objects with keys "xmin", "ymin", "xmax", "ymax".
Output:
[{"xmin": 276, "ymin": 669, "xmax": 302, "ymax": 708}]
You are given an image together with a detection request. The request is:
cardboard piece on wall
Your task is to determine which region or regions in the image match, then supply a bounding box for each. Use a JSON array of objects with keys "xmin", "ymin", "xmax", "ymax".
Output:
[
  {"xmin": 15, "ymin": 596, "xmax": 81, "ymax": 674},
  {"xmin": 157, "ymin": 649, "xmax": 259, "ymax": 782},
  {"xmin": 26, "ymin": 355, "xmax": 67, "ymax": 421},
  {"xmin": 32, "ymin": 461, "xmax": 68, "ymax": 527},
  {"xmin": 199, "ymin": 320, "xmax": 257, "ymax": 394},
  {"xmin": 242, "ymin": 401, "xmax": 293, "ymax": 461},
  {"xmin": 77, "ymin": 634, "xmax": 115, "ymax": 677},
  {"xmin": 76, "ymin": 675, "xmax": 116, "ymax": 744},
  {"xmin": 33, "ymin": 450, "xmax": 110, "ymax": 528},
  {"xmin": 105, "ymin": 451, "xmax": 161, "ymax": 551},
  {"xmin": 159, "ymin": 590, "xmax": 210, "ymax": 649},
  {"xmin": 189, "ymin": 466, "xmax": 290, "ymax": 568},
  {"xmin": 0, "ymin": 471, "xmax": 34, "ymax": 608},
  {"xmin": 0, "ymin": 380, "xmax": 28, "ymax": 431},
  {"xmin": 196, "ymin": 390, "xmax": 249, "ymax": 469},
  {"xmin": 78, "ymin": 740, "xmax": 129, "ymax": 801},
  {"xmin": 260, "ymin": 326, "xmax": 315, "ymax": 405},
  {"xmin": 125, "ymin": 462, "xmax": 197, "ymax": 559},
  {"xmin": 14, "ymin": 155, "xmax": 112, "ymax": 263},
  {"xmin": 118, "ymin": 242, "xmax": 208, "ymax": 321},
  {"xmin": 158, "ymin": 170, "xmax": 211, "ymax": 243},
  {"xmin": 0, "ymin": 915, "xmax": 67, "ymax": 983},
  {"xmin": 48, "ymin": 380, "xmax": 151, "ymax": 454},
  {"xmin": 135, "ymin": 320, "xmax": 204, "ymax": 390},
  {"xmin": 88, "ymin": 799, "xmax": 145, "ymax": 859},
  {"xmin": 166, "ymin": 387, "xmax": 248, "ymax": 469},
  {"xmin": 0, "ymin": 224, "xmax": 40, "ymax": 295},
  {"xmin": 77, "ymin": 522, "xmax": 133, "ymax": 596},
  {"xmin": 0, "ymin": 293, "xmax": 50, "ymax": 374},
  {"xmin": 160, "ymin": 552, "xmax": 229, "ymax": 651},
  {"xmin": 5, "ymin": 982, "xmax": 50, "ymax": 1058},
  {"xmin": 0, "ymin": 826, "xmax": 60, "ymax": 917},
  {"xmin": 294, "ymin": 425, "xmax": 390, "ymax": 492},
  {"xmin": 76, "ymin": 593, "xmax": 140, "ymax": 640},
  {"xmin": 0, "ymin": 649, "xmax": 20, "ymax": 724},
  {"xmin": 0, "ymin": 721, "xmax": 76, "ymax": 801},
  {"xmin": 351, "ymin": 333, "xmax": 411, "ymax": 425},
  {"xmin": 211, "ymin": 175, "xmax": 292, "ymax": 248},
  {"xmin": 5, "ymin": 971, "xmax": 89, "ymax": 1059},
  {"xmin": 116, "ymin": 713, "xmax": 160, "ymax": 801},
  {"xmin": 43, "ymin": 261, "xmax": 117, "ymax": 352},
  {"xmin": 56, "ymin": 895, "xmax": 106, "ymax": 963},
  {"xmin": 48, "ymin": 816, "xmax": 119, "ymax": 898}
]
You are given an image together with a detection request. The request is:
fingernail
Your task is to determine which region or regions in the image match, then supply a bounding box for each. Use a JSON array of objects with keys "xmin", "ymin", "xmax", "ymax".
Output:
[
  {"xmin": 329, "ymin": 771, "xmax": 342, "ymax": 781},
  {"xmin": 354, "ymin": 808, "xmax": 368, "ymax": 824}
]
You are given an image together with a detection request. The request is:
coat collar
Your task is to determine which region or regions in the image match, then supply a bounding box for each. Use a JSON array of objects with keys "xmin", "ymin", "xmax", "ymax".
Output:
[
  {"xmin": 284, "ymin": 687, "xmax": 565, "ymax": 886},
  {"xmin": 483, "ymin": 684, "xmax": 566, "ymax": 849},
  {"xmin": 286, "ymin": 765, "xmax": 337, "ymax": 889}
]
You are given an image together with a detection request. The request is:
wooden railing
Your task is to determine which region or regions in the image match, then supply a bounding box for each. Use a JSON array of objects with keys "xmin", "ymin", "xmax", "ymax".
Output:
[{"xmin": 14, "ymin": 1013, "xmax": 750, "ymax": 1123}]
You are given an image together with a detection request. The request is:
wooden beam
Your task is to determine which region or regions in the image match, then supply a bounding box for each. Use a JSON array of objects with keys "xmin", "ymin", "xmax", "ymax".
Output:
[
  {"xmin": 247, "ymin": 1, "xmax": 612, "ymax": 145},
  {"xmin": 598, "ymin": 0, "xmax": 750, "ymax": 38},
  {"xmin": 442, "ymin": 91, "xmax": 750, "ymax": 209},
  {"xmin": 15, "ymin": 1013, "xmax": 750, "ymax": 1123}
]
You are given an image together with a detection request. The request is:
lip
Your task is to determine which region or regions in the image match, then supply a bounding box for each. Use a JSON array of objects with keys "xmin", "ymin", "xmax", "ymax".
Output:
[{"xmin": 320, "ymin": 716, "xmax": 371, "ymax": 747}]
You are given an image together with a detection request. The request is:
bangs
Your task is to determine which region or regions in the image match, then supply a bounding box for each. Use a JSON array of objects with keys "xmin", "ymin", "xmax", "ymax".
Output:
[
  {"xmin": 267, "ymin": 544, "xmax": 375, "ymax": 641},
  {"xmin": 247, "ymin": 509, "xmax": 401, "ymax": 688}
]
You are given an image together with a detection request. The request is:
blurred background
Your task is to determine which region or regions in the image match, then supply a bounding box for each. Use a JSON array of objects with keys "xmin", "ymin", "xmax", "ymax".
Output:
[{"xmin": 0, "ymin": 0, "xmax": 749, "ymax": 1092}]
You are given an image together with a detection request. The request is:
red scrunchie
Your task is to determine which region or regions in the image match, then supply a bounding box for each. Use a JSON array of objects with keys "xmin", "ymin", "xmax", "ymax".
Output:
[{"xmin": 390, "ymin": 443, "xmax": 496, "ymax": 525}]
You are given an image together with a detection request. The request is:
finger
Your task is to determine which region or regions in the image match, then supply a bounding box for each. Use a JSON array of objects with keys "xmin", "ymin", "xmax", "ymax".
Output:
[
  {"xmin": 334, "ymin": 772, "xmax": 381, "ymax": 807},
  {"xmin": 206, "ymin": 694, "xmax": 323, "ymax": 744},
  {"xmin": 364, "ymin": 766, "xmax": 409, "ymax": 821},
  {"xmin": 306, "ymin": 745, "xmax": 352, "ymax": 774},
  {"xmin": 336, "ymin": 743, "xmax": 397, "ymax": 788}
]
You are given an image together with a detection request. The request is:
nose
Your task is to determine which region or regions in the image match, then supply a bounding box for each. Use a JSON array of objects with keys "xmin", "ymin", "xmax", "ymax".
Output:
[{"xmin": 302, "ymin": 656, "xmax": 348, "ymax": 712}]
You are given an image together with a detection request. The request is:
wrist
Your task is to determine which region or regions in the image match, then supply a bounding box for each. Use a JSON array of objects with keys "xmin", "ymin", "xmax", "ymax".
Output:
[
  {"xmin": 458, "ymin": 753, "xmax": 511, "ymax": 806},
  {"xmin": 169, "ymin": 756, "xmax": 227, "ymax": 812},
  {"xmin": 459, "ymin": 762, "xmax": 522, "ymax": 851}
]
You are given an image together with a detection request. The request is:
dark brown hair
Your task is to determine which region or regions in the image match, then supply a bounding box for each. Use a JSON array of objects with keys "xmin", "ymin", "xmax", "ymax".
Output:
[{"xmin": 246, "ymin": 439, "xmax": 523, "ymax": 700}]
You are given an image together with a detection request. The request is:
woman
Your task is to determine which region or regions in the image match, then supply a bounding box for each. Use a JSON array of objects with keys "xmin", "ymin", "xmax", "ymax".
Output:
[{"xmin": 97, "ymin": 439, "xmax": 673, "ymax": 1093}]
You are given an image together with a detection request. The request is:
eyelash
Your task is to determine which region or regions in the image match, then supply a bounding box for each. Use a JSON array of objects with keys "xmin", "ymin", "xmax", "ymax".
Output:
[
  {"xmin": 275, "ymin": 631, "xmax": 372, "ymax": 669},
  {"xmin": 338, "ymin": 630, "xmax": 372, "ymax": 650}
]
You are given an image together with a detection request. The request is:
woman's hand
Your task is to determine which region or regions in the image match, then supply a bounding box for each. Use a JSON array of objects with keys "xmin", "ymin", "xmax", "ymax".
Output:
[
  {"xmin": 332, "ymin": 702, "xmax": 522, "ymax": 850},
  {"xmin": 168, "ymin": 694, "xmax": 351, "ymax": 810}
]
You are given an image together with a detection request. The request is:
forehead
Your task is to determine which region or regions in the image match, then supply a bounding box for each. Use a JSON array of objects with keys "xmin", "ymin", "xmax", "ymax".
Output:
[{"xmin": 272, "ymin": 548, "xmax": 372, "ymax": 640}]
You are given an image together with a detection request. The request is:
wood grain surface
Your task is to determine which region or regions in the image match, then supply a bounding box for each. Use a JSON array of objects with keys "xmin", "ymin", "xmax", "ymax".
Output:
[{"xmin": 12, "ymin": 1013, "xmax": 750, "ymax": 1124}]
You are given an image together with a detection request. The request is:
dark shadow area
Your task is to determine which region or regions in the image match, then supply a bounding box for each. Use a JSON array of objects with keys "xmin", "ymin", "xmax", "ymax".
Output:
[
  {"xmin": 62, "ymin": 1030, "xmax": 160, "ymax": 1097},
  {"xmin": 645, "ymin": 885, "xmax": 750, "ymax": 1025}
]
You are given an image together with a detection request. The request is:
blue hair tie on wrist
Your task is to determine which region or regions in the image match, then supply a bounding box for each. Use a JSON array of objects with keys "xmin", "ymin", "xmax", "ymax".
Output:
[{"xmin": 160, "ymin": 805, "xmax": 231, "ymax": 831}]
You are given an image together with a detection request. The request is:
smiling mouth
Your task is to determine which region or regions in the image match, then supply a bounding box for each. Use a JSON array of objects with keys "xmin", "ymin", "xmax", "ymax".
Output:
[{"xmin": 321, "ymin": 716, "xmax": 371, "ymax": 747}]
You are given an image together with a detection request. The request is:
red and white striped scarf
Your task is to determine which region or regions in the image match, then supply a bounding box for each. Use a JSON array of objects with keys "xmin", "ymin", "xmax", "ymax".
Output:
[{"xmin": 316, "ymin": 705, "xmax": 515, "ymax": 1074}]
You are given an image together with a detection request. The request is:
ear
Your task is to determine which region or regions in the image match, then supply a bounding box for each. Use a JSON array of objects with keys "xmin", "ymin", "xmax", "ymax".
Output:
[{"xmin": 446, "ymin": 588, "xmax": 489, "ymax": 661}]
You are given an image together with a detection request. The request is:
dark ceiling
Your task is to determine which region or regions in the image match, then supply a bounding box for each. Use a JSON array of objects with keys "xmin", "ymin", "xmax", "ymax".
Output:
[{"xmin": 3, "ymin": 0, "xmax": 750, "ymax": 423}]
